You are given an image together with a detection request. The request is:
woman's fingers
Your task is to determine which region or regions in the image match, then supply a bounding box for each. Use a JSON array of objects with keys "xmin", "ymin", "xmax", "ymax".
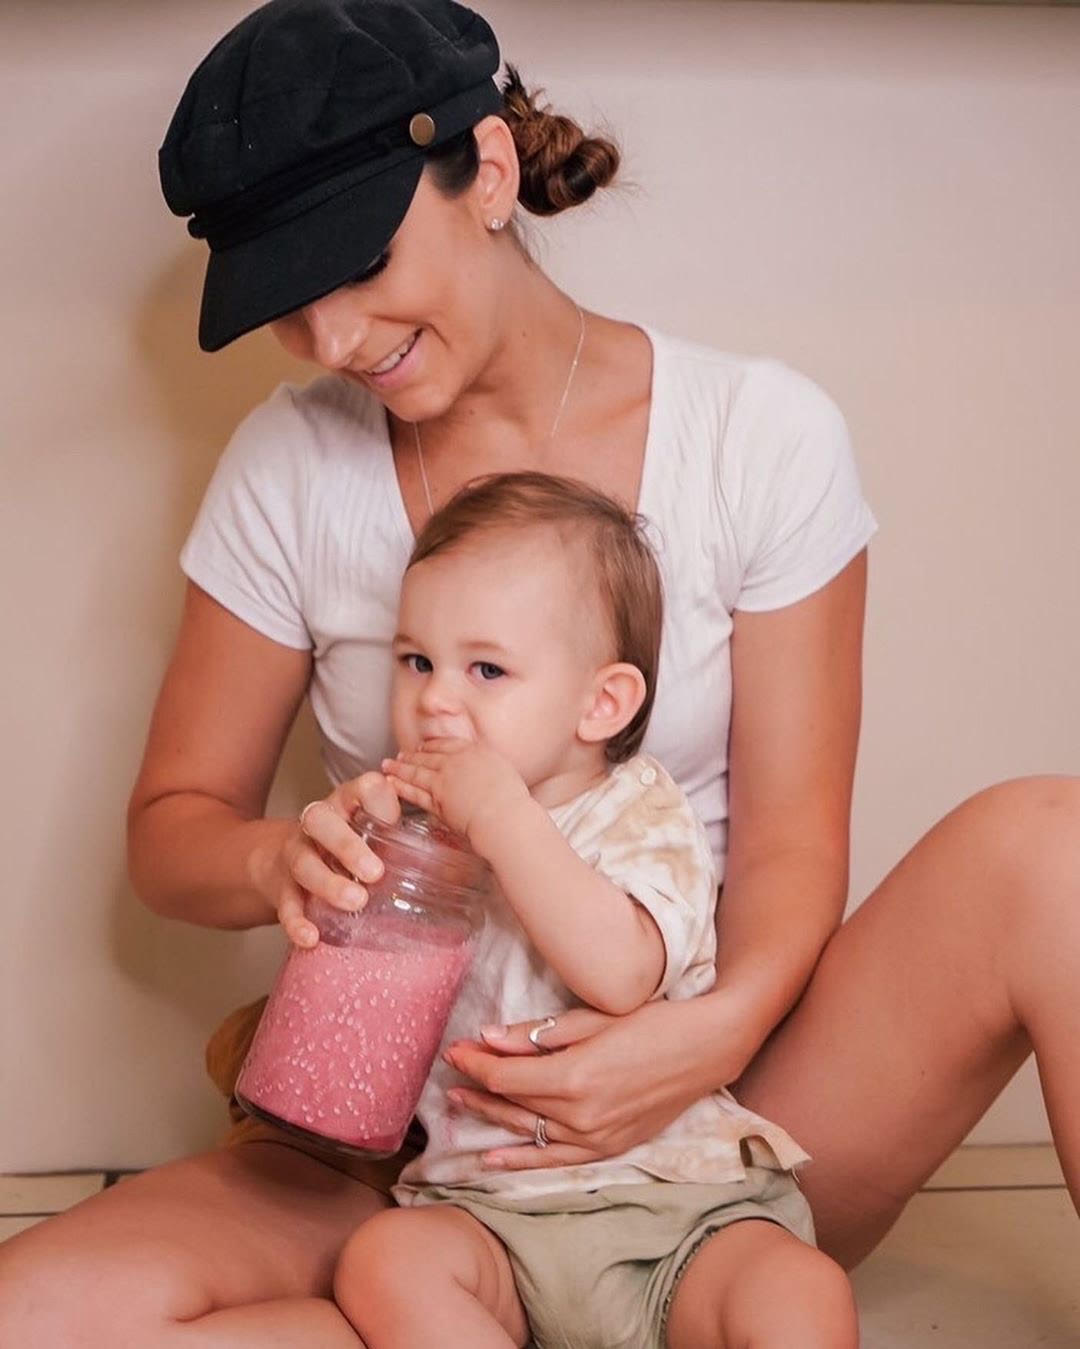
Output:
[
  {"xmin": 267, "ymin": 774, "xmax": 404, "ymax": 945},
  {"xmin": 338, "ymin": 771, "xmax": 402, "ymax": 827},
  {"xmin": 298, "ymin": 771, "xmax": 405, "ymax": 900},
  {"xmin": 482, "ymin": 1143, "xmax": 599, "ymax": 1171},
  {"xmin": 447, "ymin": 1088, "xmax": 602, "ymax": 1169},
  {"xmin": 448, "ymin": 1087, "xmax": 590, "ymax": 1146},
  {"xmin": 478, "ymin": 1007, "xmax": 616, "ymax": 1057},
  {"xmin": 448, "ymin": 1088, "xmax": 567, "ymax": 1143},
  {"xmin": 446, "ymin": 1001, "xmax": 711, "ymax": 1160},
  {"xmin": 300, "ymin": 799, "xmax": 382, "ymax": 885},
  {"xmin": 276, "ymin": 879, "xmax": 319, "ymax": 948},
  {"xmin": 289, "ymin": 844, "xmax": 368, "ymax": 912},
  {"xmin": 443, "ymin": 1039, "xmax": 578, "ymax": 1102}
]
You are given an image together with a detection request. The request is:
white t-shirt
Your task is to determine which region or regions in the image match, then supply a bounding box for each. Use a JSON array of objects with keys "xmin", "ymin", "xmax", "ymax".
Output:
[
  {"xmin": 393, "ymin": 753, "xmax": 810, "ymax": 1204},
  {"xmin": 180, "ymin": 326, "xmax": 878, "ymax": 876}
]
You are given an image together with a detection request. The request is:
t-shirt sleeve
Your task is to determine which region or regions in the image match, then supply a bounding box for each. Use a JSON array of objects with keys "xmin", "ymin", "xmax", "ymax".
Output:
[
  {"xmin": 587, "ymin": 771, "xmax": 718, "ymax": 1000},
  {"xmin": 722, "ymin": 363, "xmax": 878, "ymax": 612},
  {"xmin": 179, "ymin": 385, "xmax": 313, "ymax": 649}
]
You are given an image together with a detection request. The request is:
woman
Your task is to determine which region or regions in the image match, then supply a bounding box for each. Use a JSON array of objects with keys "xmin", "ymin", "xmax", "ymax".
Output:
[{"xmin": 1, "ymin": 0, "xmax": 1077, "ymax": 1343}]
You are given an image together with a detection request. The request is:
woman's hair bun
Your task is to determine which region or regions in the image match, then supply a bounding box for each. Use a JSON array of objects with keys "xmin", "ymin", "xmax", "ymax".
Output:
[{"xmin": 501, "ymin": 65, "xmax": 620, "ymax": 217}]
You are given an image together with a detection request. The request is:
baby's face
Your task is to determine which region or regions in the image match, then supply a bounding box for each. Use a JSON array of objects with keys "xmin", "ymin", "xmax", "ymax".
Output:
[{"xmin": 391, "ymin": 528, "xmax": 607, "ymax": 792}]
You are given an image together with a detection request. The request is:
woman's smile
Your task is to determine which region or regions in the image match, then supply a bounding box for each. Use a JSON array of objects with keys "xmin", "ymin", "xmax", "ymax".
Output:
[{"xmin": 360, "ymin": 328, "xmax": 423, "ymax": 388}]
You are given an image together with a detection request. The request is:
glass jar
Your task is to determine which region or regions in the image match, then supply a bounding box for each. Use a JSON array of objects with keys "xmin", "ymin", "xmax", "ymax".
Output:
[{"xmin": 236, "ymin": 807, "xmax": 488, "ymax": 1158}]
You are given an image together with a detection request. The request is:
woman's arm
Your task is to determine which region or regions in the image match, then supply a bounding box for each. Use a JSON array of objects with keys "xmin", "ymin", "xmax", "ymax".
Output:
[
  {"xmin": 713, "ymin": 546, "xmax": 866, "ymax": 1075},
  {"xmin": 127, "ymin": 582, "xmax": 313, "ymax": 928}
]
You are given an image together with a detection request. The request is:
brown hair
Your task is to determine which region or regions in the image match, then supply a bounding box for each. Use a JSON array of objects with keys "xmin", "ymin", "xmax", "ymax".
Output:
[
  {"xmin": 426, "ymin": 66, "xmax": 620, "ymax": 217},
  {"xmin": 407, "ymin": 472, "xmax": 663, "ymax": 764}
]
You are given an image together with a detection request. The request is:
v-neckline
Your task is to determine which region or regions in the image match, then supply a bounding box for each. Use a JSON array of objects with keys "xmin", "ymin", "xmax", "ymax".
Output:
[{"xmin": 381, "ymin": 324, "xmax": 663, "ymax": 552}]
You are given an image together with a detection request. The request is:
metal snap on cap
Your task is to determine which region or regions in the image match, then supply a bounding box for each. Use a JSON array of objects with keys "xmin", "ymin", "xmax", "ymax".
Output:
[{"xmin": 409, "ymin": 113, "xmax": 436, "ymax": 147}]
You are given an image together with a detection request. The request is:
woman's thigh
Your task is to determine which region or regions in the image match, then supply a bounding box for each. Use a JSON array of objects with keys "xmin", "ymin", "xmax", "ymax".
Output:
[
  {"xmin": 733, "ymin": 777, "xmax": 1080, "ymax": 1268},
  {"xmin": 0, "ymin": 1140, "xmax": 389, "ymax": 1341}
]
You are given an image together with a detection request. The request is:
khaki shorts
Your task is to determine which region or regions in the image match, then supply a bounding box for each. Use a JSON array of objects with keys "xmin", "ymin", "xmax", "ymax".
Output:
[
  {"xmin": 207, "ymin": 996, "xmax": 423, "ymax": 1193},
  {"xmin": 413, "ymin": 1165, "xmax": 815, "ymax": 1349}
]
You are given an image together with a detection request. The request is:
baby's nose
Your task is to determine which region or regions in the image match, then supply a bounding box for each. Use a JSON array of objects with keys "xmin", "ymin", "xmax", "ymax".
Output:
[{"xmin": 418, "ymin": 671, "xmax": 461, "ymax": 713}]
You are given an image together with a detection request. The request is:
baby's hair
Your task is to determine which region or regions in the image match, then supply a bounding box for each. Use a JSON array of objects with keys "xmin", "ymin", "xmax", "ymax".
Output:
[{"xmin": 407, "ymin": 472, "xmax": 663, "ymax": 764}]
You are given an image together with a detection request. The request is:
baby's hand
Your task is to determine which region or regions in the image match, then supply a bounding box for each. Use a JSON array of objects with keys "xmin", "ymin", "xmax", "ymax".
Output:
[{"xmin": 382, "ymin": 739, "xmax": 531, "ymax": 857}]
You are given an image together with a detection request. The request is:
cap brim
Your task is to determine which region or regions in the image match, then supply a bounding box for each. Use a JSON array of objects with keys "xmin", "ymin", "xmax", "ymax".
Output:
[{"xmin": 197, "ymin": 149, "xmax": 426, "ymax": 352}]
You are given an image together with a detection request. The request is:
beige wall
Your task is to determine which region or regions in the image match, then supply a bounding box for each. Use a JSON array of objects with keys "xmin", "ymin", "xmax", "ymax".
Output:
[{"xmin": 3, "ymin": 0, "xmax": 1077, "ymax": 1170}]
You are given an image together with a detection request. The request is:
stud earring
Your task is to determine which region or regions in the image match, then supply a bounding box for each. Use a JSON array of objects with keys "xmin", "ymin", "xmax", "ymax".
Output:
[{"xmin": 488, "ymin": 217, "xmax": 505, "ymax": 232}]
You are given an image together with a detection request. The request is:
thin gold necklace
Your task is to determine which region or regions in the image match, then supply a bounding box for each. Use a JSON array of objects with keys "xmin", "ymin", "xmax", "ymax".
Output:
[{"xmin": 411, "ymin": 304, "xmax": 586, "ymax": 520}]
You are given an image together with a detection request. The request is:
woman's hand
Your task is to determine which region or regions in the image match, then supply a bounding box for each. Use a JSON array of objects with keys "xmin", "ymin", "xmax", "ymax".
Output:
[
  {"xmin": 443, "ymin": 996, "xmax": 736, "ymax": 1171},
  {"xmin": 250, "ymin": 772, "xmax": 401, "ymax": 948}
]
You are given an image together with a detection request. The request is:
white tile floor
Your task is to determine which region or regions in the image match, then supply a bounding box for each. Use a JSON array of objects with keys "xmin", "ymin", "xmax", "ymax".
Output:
[{"xmin": 2, "ymin": 1148, "xmax": 1078, "ymax": 1345}]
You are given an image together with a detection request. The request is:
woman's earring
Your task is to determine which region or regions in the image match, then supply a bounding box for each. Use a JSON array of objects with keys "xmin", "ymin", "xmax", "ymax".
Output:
[{"xmin": 487, "ymin": 217, "xmax": 505, "ymax": 232}]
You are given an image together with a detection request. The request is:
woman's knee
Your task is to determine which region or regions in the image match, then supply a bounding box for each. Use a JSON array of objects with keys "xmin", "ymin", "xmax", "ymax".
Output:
[
  {"xmin": 957, "ymin": 776, "xmax": 1080, "ymax": 915},
  {"xmin": 958, "ymin": 775, "xmax": 1080, "ymax": 847},
  {"xmin": 0, "ymin": 1219, "xmax": 204, "ymax": 1347}
]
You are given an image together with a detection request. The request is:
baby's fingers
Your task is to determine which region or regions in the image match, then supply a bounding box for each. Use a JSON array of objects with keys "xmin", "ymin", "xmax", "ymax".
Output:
[
  {"xmin": 385, "ymin": 776, "xmax": 435, "ymax": 814},
  {"xmin": 381, "ymin": 757, "xmax": 438, "ymax": 791}
]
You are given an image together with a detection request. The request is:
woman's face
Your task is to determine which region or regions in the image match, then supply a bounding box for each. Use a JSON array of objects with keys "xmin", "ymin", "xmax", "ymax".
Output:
[{"xmin": 269, "ymin": 170, "xmax": 503, "ymax": 423}]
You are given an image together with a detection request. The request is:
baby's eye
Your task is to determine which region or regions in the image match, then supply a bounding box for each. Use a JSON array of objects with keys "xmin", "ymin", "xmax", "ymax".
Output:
[
  {"xmin": 401, "ymin": 653, "xmax": 433, "ymax": 674},
  {"xmin": 472, "ymin": 661, "xmax": 505, "ymax": 681}
]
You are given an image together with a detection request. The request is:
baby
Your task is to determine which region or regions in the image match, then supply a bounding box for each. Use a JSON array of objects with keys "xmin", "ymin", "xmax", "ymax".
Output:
[{"xmin": 335, "ymin": 472, "xmax": 857, "ymax": 1348}]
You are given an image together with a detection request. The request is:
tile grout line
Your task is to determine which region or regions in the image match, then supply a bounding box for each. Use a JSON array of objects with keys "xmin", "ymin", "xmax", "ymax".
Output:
[
  {"xmin": 3, "ymin": 1183, "xmax": 1066, "ymax": 1220},
  {"xmin": 920, "ymin": 1182, "xmax": 1067, "ymax": 1194},
  {"xmin": 0, "ymin": 1211, "xmax": 70, "ymax": 1219}
]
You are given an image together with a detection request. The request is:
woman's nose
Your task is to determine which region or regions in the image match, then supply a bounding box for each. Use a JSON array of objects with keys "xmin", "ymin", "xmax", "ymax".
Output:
[{"xmin": 300, "ymin": 292, "xmax": 372, "ymax": 370}]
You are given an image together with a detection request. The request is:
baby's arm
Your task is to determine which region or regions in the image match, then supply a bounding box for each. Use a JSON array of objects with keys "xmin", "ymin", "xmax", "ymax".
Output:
[
  {"xmin": 478, "ymin": 794, "xmax": 665, "ymax": 1015},
  {"xmin": 382, "ymin": 743, "xmax": 665, "ymax": 1015}
]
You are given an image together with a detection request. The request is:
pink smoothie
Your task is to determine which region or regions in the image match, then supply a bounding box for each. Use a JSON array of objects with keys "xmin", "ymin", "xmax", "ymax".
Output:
[{"xmin": 236, "ymin": 916, "xmax": 473, "ymax": 1155}]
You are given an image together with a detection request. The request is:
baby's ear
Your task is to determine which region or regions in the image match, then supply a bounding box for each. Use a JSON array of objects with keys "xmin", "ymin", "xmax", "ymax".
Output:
[{"xmin": 577, "ymin": 663, "xmax": 647, "ymax": 748}]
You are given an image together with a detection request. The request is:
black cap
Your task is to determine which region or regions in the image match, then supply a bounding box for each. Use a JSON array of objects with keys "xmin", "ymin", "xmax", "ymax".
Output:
[{"xmin": 159, "ymin": 0, "xmax": 502, "ymax": 351}]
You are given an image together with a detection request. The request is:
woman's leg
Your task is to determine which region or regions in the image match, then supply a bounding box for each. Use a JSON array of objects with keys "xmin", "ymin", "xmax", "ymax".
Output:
[
  {"xmin": 0, "ymin": 1141, "xmax": 389, "ymax": 1347},
  {"xmin": 733, "ymin": 775, "xmax": 1080, "ymax": 1269},
  {"xmin": 334, "ymin": 1205, "xmax": 529, "ymax": 1347},
  {"xmin": 664, "ymin": 1220, "xmax": 858, "ymax": 1349}
]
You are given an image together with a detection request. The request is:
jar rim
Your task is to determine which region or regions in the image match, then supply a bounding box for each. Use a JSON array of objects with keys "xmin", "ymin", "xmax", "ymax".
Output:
[{"xmin": 350, "ymin": 805, "xmax": 491, "ymax": 892}]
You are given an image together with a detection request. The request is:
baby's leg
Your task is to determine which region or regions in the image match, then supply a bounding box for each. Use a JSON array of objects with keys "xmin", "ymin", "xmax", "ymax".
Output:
[
  {"xmin": 333, "ymin": 1204, "xmax": 530, "ymax": 1349},
  {"xmin": 665, "ymin": 1219, "xmax": 858, "ymax": 1349}
]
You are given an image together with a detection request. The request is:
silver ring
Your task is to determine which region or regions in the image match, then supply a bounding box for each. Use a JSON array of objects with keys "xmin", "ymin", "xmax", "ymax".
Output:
[
  {"xmin": 298, "ymin": 801, "xmax": 322, "ymax": 834},
  {"xmin": 527, "ymin": 1015, "xmax": 558, "ymax": 1054},
  {"xmin": 533, "ymin": 1114, "xmax": 549, "ymax": 1148}
]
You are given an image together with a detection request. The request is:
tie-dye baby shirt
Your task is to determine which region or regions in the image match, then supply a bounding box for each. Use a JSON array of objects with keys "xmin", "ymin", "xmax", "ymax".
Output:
[{"xmin": 394, "ymin": 754, "xmax": 809, "ymax": 1205}]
